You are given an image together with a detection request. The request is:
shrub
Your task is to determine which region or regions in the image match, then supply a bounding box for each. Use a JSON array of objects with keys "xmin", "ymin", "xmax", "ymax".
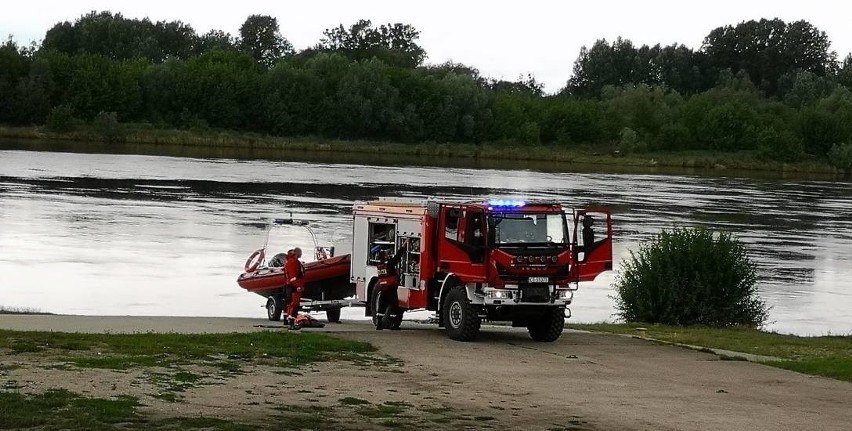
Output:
[
  {"xmin": 827, "ymin": 143, "xmax": 852, "ymax": 171},
  {"xmin": 617, "ymin": 127, "xmax": 646, "ymax": 154},
  {"xmin": 756, "ymin": 127, "xmax": 804, "ymax": 162},
  {"xmin": 45, "ymin": 104, "xmax": 79, "ymax": 133},
  {"xmin": 613, "ymin": 227, "xmax": 768, "ymax": 327},
  {"xmin": 92, "ymin": 111, "xmax": 125, "ymax": 143}
]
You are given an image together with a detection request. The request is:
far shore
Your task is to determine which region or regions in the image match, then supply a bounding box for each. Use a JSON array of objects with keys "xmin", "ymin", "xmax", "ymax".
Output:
[{"xmin": 1, "ymin": 125, "xmax": 846, "ymax": 179}]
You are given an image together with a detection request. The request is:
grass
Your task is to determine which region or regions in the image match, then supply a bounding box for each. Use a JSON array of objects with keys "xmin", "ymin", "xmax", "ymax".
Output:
[
  {"xmin": 0, "ymin": 124, "xmax": 845, "ymax": 178},
  {"xmin": 339, "ymin": 396, "xmax": 371, "ymax": 405},
  {"xmin": 0, "ymin": 330, "xmax": 381, "ymax": 428},
  {"xmin": 273, "ymin": 405, "xmax": 340, "ymax": 428},
  {"xmin": 357, "ymin": 402, "xmax": 407, "ymax": 418},
  {"xmin": 0, "ymin": 389, "xmax": 259, "ymax": 430},
  {"xmin": 573, "ymin": 323, "xmax": 852, "ymax": 381},
  {"xmin": 0, "ymin": 389, "xmax": 138, "ymax": 429},
  {"xmin": 0, "ymin": 329, "xmax": 374, "ymax": 370}
]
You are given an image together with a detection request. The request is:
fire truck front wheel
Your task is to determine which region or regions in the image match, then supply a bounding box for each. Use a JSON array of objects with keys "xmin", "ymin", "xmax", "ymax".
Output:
[
  {"xmin": 443, "ymin": 285, "xmax": 481, "ymax": 341},
  {"xmin": 527, "ymin": 307, "xmax": 565, "ymax": 342}
]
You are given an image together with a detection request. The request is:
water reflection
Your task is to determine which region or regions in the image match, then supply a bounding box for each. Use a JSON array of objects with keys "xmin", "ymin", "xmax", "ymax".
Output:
[{"xmin": 0, "ymin": 148, "xmax": 850, "ymax": 335}]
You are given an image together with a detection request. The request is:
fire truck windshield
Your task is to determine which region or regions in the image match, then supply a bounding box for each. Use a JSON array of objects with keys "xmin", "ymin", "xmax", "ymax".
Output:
[{"xmin": 488, "ymin": 213, "xmax": 568, "ymax": 245}]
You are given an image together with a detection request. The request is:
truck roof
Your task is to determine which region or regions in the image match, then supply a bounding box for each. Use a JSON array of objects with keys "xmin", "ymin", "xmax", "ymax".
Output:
[
  {"xmin": 353, "ymin": 201, "xmax": 429, "ymax": 216},
  {"xmin": 354, "ymin": 199, "xmax": 566, "ymax": 216}
]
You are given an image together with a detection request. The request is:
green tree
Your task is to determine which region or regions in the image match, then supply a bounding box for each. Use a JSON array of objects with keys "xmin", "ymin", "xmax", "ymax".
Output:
[
  {"xmin": 540, "ymin": 98, "xmax": 608, "ymax": 145},
  {"xmin": 565, "ymin": 38, "xmax": 643, "ymax": 98},
  {"xmin": 601, "ymin": 84, "xmax": 684, "ymax": 147},
  {"xmin": 318, "ymin": 19, "xmax": 426, "ymax": 68},
  {"xmin": 489, "ymin": 74, "xmax": 544, "ymax": 97},
  {"xmin": 195, "ymin": 30, "xmax": 236, "ymax": 55},
  {"xmin": 702, "ymin": 19, "xmax": 836, "ymax": 94},
  {"xmin": 0, "ymin": 37, "xmax": 32, "ymax": 123},
  {"xmin": 260, "ymin": 61, "xmax": 324, "ymax": 135},
  {"xmin": 796, "ymin": 88, "xmax": 852, "ymax": 155},
  {"xmin": 238, "ymin": 14, "xmax": 293, "ymax": 67},
  {"xmin": 335, "ymin": 59, "xmax": 401, "ymax": 138},
  {"xmin": 42, "ymin": 11, "xmax": 200, "ymax": 62},
  {"xmin": 837, "ymin": 55, "xmax": 852, "ymax": 89},
  {"xmin": 151, "ymin": 20, "xmax": 197, "ymax": 60},
  {"xmin": 777, "ymin": 70, "xmax": 838, "ymax": 108}
]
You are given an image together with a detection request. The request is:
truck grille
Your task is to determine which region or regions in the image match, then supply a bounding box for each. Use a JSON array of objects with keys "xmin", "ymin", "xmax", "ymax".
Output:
[{"xmin": 520, "ymin": 285, "xmax": 550, "ymax": 303}]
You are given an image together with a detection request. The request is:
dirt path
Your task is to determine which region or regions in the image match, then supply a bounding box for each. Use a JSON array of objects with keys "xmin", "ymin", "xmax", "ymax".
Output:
[{"xmin": 2, "ymin": 315, "xmax": 851, "ymax": 430}]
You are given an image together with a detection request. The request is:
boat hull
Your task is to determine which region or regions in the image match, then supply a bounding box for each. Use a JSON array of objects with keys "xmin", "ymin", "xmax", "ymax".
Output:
[{"xmin": 237, "ymin": 254, "xmax": 353, "ymax": 300}]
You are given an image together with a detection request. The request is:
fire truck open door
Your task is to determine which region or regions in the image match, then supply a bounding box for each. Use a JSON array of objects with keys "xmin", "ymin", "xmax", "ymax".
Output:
[{"xmin": 571, "ymin": 209, "xmax": 613, "ymax": 282}]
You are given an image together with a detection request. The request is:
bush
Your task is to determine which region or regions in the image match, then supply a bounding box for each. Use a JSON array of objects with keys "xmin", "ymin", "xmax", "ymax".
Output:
[
  {"xmin": 617, "ymin": 127, "xmax": 646, "ymax": 154},
  {"xmin": 613, "ymin": 227, "xmax": 768, "ymax": 327},
  {"xmin": 92, "ymin": 111, "xmax": 125, "ymax": 143},
  {"xmin": 45, "ymin": 104, "xmax": 79, "ymax": 133},
  {"xmin": 827, "ymin": 143, "xmax": 852, "ymax": 171},
  {"xmin": 756, "ymin": 127, "xmax": 804, "ymax": 162}
]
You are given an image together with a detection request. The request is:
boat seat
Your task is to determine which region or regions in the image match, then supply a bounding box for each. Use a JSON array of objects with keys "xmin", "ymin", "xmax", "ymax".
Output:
[{"xmin": 268, "ymin": 253, "xmax": 287, "ymax": 268}]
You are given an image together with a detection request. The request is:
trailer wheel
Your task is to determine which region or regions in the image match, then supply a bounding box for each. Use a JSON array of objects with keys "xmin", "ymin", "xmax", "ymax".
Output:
[
  {"xmin": 266, "ymin": 295, "xmax": 283, "ymax": 321},
  {"xmin": 326, "ymin": 308, "xmax": 341, "ymax": 323},
  {"xmin": 527, "ymin": 307, "xmax": 565, "ymax": 342},
  {"xmin": 443, "ymin": 285, "xmax": 480, "ymax": 341}
]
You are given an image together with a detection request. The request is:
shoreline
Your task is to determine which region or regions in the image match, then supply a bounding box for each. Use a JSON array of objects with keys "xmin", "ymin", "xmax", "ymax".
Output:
[{"xmin": 1, "ymin": 125, "xmax": 846, "ymax": 179}]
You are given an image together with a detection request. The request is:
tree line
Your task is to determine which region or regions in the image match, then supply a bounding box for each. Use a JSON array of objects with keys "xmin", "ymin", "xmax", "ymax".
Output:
[{"xmin": 2, "ymin": 11, "xmax": 852, "ymax": 166}]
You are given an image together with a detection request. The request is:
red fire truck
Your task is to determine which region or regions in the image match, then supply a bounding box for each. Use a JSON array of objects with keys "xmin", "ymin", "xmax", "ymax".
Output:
[{"xmin": 350, "ymin": 199, "xmax": 612, "ymax": 342}]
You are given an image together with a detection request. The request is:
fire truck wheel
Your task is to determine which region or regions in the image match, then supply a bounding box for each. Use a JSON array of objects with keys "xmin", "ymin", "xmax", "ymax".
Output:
[
  {"xmin": 266, "ymin": 295, "xmax": 283, "ymax": 321},
  {"xmin": 326, "ymin": 308, "xmax": 341, "ymax": 323},
  {"xmin": 443, "ymin": 285, "xmax": 481, "ymax": 341},
  {"xmin": 527, "ymin": 307, "xmax": 565, "ymax": 342}
]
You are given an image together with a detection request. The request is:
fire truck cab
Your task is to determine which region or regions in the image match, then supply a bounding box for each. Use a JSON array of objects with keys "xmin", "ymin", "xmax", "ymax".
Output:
[{"xmin": 350, "ymin": 199, "xmax": 612, "ymax": 342}]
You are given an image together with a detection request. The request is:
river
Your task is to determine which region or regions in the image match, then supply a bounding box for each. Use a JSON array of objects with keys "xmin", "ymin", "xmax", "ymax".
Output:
[{"xmin": 1, "ymin": 146, "xmax": 850, "ymax": 335}]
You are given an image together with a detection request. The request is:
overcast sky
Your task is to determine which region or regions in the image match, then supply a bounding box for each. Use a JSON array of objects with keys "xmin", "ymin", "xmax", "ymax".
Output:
[{"xmin": 2, "ymin": 1, "xmax": 849, "ymax": 93}]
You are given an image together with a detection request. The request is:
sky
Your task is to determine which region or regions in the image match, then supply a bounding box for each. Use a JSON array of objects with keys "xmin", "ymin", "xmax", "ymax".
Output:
[{"xmin": 2, "ymin": 0, "xmax": 850, "ymax": 93}]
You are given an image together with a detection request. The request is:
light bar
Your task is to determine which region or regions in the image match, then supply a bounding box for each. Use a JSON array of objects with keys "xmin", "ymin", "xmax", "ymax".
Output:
[{"xmin": 487, "ymin": 199, "xmax": 526, "ymax": 208}]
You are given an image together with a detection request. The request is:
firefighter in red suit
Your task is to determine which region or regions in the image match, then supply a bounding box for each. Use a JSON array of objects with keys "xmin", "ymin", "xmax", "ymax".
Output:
[
  {"xmin": 284, "ymin": 247, "xmax": 305, "ymax": 330},
  {"xmin": 375, "ymin": 239, "xmax": 408, "ymax": 331}
]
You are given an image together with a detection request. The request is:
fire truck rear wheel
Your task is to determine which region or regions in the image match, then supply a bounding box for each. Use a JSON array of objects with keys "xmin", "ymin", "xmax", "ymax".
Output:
[
  {"xmin": 266, "ymin": 295, "xmax": 283, "ymax": 322},
  {"xmin": 443, "ymin": 285, "xmax": 481, "ymax": 341},
  {"xmin": 527, "ymin": 307, "xmax": 565, "ymax": 342}
]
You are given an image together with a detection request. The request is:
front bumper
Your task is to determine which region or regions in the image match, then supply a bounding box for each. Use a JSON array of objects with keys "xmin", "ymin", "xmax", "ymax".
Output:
[{"xmin": 481, "ymin": 285, "xmax": 572, "ymax": 306}]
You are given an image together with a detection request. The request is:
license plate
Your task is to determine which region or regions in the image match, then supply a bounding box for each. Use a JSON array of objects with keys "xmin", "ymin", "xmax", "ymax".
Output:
[{"xmin": 528, "ymin": 277, "xmax": 549, "ymax": 283}]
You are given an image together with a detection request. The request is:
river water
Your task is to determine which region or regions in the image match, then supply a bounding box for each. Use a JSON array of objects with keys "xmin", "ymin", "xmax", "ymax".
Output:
[{"xmin": 1, "ymin": 147, "xmax": 850, "ymax": 335}]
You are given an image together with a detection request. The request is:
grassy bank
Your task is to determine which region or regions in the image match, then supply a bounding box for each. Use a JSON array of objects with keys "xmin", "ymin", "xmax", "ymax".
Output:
[
  {"xmin": 0, "ymin": 125, "xmax": 844, "ymax": 177},
  {"xmin": 572, "ymin": 323, "xmax": 852, "ymax": 382},
  {"xmin": 0, "ymin": 330, "xmax": 377, "ymax": 429},
  {"xmin": 0, "ymin": 329, "xmax": 373, "ymax": 369},
  {"xmin": 0, "ymin": 389, "xmax": 257, "ymax": 430}
]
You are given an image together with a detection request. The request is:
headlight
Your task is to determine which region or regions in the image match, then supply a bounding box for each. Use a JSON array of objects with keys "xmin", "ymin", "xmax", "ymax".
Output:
[
  {"xmin": 557, "ymin": 289, "xmax": 573, "ymax": 300},
  {"xmin": 551, "ymin": 255, "xmax": 558, "ymax": 263},
  {"xmin": 489, "ymin": 290, "xmax": 509, "ymax": 299},
  {"xmin": 516, "ymin": 256, "xmax": 524, "ymax": 263}
]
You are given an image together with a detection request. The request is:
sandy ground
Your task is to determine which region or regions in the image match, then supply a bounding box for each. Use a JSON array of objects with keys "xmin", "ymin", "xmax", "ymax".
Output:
[{"xmin": 2, "ymin": 315, "xmax": 852, "ymax": 430}]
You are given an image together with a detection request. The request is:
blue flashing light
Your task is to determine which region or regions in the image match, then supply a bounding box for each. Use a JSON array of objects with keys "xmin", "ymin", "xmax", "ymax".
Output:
[{"xmin": 487, "ymin": 199, "xmax": 526, "ymax": 208}]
